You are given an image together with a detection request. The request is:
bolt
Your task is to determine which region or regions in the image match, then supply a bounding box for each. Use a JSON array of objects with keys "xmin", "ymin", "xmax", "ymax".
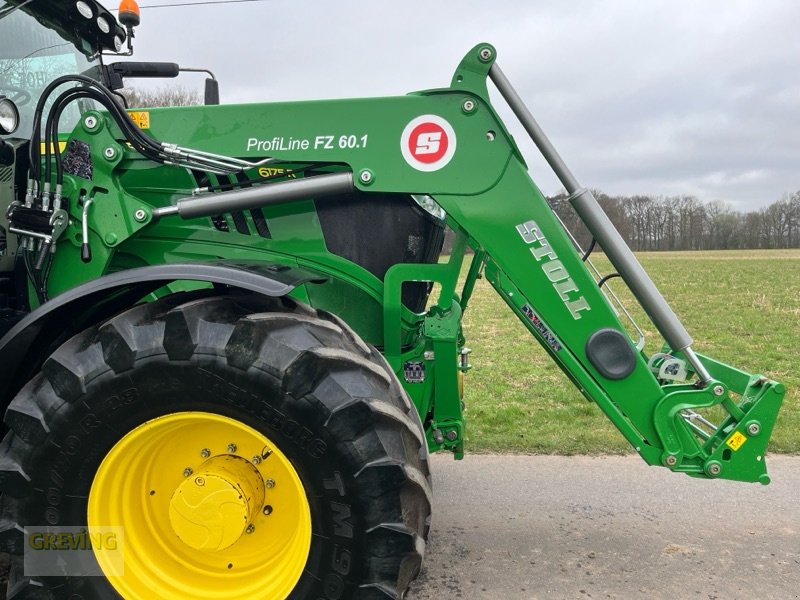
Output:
[
  {"xmin": 479, "ymin": 47, "xmax": 493, "ymax": 61},
  {"xmin": 445, "ymin": 430, "xmax": 458, "ymax": 442},
  {"xmin": 747, "ymin": 422, "xmax": 761, "ymax": 436},
  {"xmin": 84, "ymin": 116, "xmax": 98, "ymax": 129},
  {"xmin": 200, "ymin": 448, "xmax": 211, "ymax": 458},
  {"xmin": 459, "ymin": 347, "xmax": 471, "ymax": 369},
  {"xmin": 195, "ymin": 477, "xmax": 205, "ymax": 486},
  {"xmin": 265, "ymin": 479, "xmax": 276, "ymax": 489},
  {"xmin": 462, "ymin": 99, "xmax": 476, "ymax": 113},
  {"xmin": 359, "ymin": 170, "xmax": 374, "ymax": 185},
  {"xmin": 134, "ymin": 209, "xmax": 147, "ymax": 222},
  {"xmin": 712, "ymin": 385, "xmax": 725, "ymax": 397},
  {"xmin": 227, "ymin": 443, "xmax": 237, "ymax": 453},
  {"xmin": 432, "ymin": 429, "xmax": 444, "ymax": 444},
  {"xmin": 245, "ymin": 524, "xmax": 255, "ymax": 534},
  {"xmin": 423, "ymin": 350, "xmax": 435, "ymax": 361},
  {"xmin": 103, "ymin": 147, "xmax": 117, "ymax": 160},
  {"xmin": 251, "ymin": 455, "xmax": 262, "ymax": 465},
  {"xmin": 664, "ymin": 455, "xmax": 678, "ymax": 467},
  {"xmin": 263, "ymin": 505, "xmax": 273, "ymax": 516},
  {"xmin": 707, "ymin": 462, "xmax": 722, "ymax": 477},
  {"xmin": 183, "ymin": 467, "xmax": 193, "ymax": 477}
]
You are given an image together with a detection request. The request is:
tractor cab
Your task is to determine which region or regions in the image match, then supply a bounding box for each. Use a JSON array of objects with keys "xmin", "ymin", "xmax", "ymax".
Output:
[{"xmin": 0, "ymin": 0, "xmax": 125, "ymax": 137}]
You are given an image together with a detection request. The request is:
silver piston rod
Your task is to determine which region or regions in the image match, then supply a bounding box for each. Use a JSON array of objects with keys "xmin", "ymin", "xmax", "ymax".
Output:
[
  {"xmin": 153, "ymin": 171, "xmax": 354, "ymax": 220},
  {"xmin": 489, "ymin": 63, "xmax": 712, "ymax": 384}
]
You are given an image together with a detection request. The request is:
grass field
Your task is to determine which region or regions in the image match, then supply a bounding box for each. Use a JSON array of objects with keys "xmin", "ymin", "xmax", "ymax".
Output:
[{"xmin": 458, "ymin": 249, "xmax": 800, "ymax": 454}]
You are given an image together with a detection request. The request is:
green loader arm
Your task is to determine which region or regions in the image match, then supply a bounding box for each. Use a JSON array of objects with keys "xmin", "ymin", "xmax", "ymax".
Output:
[{"xmin": 39, "ymin": 45, "xmax": 784, "ymax": 485}]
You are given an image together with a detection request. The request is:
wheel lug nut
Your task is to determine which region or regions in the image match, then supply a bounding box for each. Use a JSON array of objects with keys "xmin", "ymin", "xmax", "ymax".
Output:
[
  {"xmin": 263, "ymin": 505, "xmax": 273, "ymax": 516},
  {"xmin": 252, "ymin": 455, "xmax": 261, "ymax": 464},
  {"xmin": 183, "ymin": 467, "xmax": 193, "ymax": 477},
  {"xmin": 245, "ymin": 524, "xmax": 255, "ymax": 534},
  {"xmin": 227, "ymin": 443, "xmax": 237, "ymax": 453},
  {"xmin": 200, "ymin": 448, "xmax": 211, "ymax": 458},
  {"xmin": 265, "ymin": 479, "xmax": 276, "ymax": 489}
]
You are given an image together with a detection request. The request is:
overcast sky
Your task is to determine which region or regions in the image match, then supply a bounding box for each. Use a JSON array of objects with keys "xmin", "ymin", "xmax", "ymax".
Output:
[{"xmin": 122, "ymin": 0, "xmax": 800, "ymax": 211}]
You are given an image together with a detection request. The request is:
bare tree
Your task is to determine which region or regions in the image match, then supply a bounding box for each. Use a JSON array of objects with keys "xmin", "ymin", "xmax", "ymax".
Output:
[
  {"xmin": 546, "ymin": 189, "xmax": 800, "ymax": 252},
  {"xmin": 119, "ymin": 85, "xmax": 201, "ymax": 108}
]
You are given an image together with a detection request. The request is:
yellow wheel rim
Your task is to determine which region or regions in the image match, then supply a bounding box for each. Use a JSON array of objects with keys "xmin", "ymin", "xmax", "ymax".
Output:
[{"xmin": 88, "ymin": 412, "xmax": 312, "ymax": 599}]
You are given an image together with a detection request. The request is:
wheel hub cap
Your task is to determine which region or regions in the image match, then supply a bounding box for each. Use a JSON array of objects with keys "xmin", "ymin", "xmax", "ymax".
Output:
[{"xmin": 169, "ymin": 456, "xmax": 265, "ymax": 551}]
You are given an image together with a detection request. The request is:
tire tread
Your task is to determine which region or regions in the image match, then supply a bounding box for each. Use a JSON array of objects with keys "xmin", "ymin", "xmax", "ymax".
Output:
[{"xmin": 0, "ymin": 292, "xmax": 431, "ymax": 598}]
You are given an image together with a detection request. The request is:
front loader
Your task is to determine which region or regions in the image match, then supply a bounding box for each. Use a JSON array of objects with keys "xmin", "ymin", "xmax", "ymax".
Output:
[{"xmin": 0, "ymin": 1, "xmax": 785, "ymax": 598}]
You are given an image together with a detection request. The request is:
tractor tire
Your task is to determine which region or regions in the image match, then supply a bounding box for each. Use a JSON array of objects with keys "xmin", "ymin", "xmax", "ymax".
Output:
[{"xmin": 0, "ymin": 292, "xmax": 431, "ymax": 599}]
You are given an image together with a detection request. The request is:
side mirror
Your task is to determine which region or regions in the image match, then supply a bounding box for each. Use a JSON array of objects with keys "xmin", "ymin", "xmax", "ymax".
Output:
[
  {"xmin": 204, "ymin": 78, "xmax": 220, "ymax": 106},
  {"xmin": 176, "ymin": 68, "xmax": 221, "ymax": 105}
]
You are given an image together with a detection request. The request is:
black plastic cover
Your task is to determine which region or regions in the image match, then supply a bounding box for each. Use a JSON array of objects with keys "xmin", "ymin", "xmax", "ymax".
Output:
[
  {"xmin": 585, "ymin": 328, "xmax": 637, "ymax": 380},
  {"xmin": 315, "ymin": 192, "xmax": 445, "ymax": 313}
]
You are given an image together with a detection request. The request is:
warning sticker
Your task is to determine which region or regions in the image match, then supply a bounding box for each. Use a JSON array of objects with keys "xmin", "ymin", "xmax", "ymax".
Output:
[
  {"xmin": 39, "ymin": 141, "xmax": 67, "ymax": 154},
  {"xmin": 726, "ymin": 431, "xmax": 747, "ymax": 451},
  {"xmin": 400, "ymin": 115, "xmax": 457, "ymax": 172},
  {"xmin": 128, "ymin": 111, "xmax": 150, "ymax": 129}
]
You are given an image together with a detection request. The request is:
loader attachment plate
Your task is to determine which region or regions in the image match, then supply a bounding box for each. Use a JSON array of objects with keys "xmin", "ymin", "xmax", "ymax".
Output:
[{"xmin": 654, "ymin": 354, "xmax": 784, "ymax": 484}]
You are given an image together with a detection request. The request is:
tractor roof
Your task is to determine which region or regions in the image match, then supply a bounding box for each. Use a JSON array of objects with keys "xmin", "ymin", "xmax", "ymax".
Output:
[{"xmin": 4, "ymin": 0, "xmax": 125, "ymax": 56}]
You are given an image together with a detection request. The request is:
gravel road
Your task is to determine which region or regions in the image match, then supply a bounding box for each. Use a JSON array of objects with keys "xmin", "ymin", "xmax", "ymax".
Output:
[{"xmin": 406, "ymin": 454, "xmax": 799, "ymax": 600}]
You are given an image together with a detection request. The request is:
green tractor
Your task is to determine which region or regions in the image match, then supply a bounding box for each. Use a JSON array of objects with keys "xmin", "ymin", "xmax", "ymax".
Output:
[{"xmin": 0, "ymin": 1, "xmax": 785, "ymax": 598}]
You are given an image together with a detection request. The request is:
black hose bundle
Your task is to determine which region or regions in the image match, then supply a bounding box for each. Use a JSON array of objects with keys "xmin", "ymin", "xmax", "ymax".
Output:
[
  {"xmin": 31, "ymin": 74, "xmax": 170, "ymax": 189},
  {"xmin": 22, "ymin": 74, "xmax": 169, "ymax": 303}
]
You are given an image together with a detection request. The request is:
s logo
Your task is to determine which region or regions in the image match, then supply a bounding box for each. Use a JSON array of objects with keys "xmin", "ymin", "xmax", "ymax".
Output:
[{"xmin": 400, "ymin": 115, "xmax": 457, "ymax": 172}]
